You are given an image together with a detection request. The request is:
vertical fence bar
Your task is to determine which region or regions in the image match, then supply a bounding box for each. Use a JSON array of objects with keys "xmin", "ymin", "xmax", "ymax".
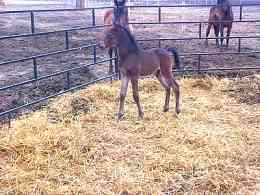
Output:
[
  {"xmin": 115, "ymin": 50, "xmax": 120, "ymax": 80},
  {"xmin": 8, "ymin": 113, "xmax": 11, "ymax": 128},
  {"xmin": 33, "ymin": 58, "xmax": 38, "ymax": 79},
  {"xmin": 239, "ymin": 5, "xmax": 243, "ymax": 21},
  {"xmin": 238, "ymin": 38, "xmax": 241, "ymax": 52},
  {"xmin": 109, "ymin": 49, "xmax": 113, "ymax": 75},
  {"xmin": 93, "ymin": 45, "xmax": 97, "ymax": 64},
  {"xmin": 198, "ymin": 22, "xmax": 202, "ymax": 38},
  {"xmin": 158, "ymin": 6, "xmax": 161, "ymax": 23},
  {"xmin": 66, "ymin": 72, "xmax": 70, "ymax": 89},
  {"xmin": 158, "ymin": 40, "xmax": 161, "ymax": 48},
  {"xmin": 109, "ymin": 49, "xmax": 114, "ymax": 82},
  {"xmin": 30, "ymin": 11, "xmax": 35, "ymax": 34},
  {"xmin": 92, "ymin": 8, "xmax": 96, "ymax": 26},
  {"xmin": 65, "ymin": 31, "xmax": 69, "ymax": 49},
  {"xmin": 197, "ymin": 54, "xmax": 201, "ymax": 74}
]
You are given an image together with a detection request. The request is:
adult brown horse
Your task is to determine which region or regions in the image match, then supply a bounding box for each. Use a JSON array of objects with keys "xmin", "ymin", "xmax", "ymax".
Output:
[
  {"xmin": 104, "ymin": 0, "xmax": 130, "ymax": 74},
  {"xmin": 103, "ymin": 23, "xmax": 181, "ymax": 120},
  {"xmin": 205, "ymin": 0, "xmax": 233, "ymax": 47}
]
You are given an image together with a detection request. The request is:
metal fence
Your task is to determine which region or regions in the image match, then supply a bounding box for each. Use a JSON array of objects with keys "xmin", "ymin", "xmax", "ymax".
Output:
[{"xmin": 0, "ymin": 3, "xmax": 260, "ymax": 126}]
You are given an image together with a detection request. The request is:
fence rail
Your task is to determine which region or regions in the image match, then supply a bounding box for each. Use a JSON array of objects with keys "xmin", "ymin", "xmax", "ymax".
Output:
[
  {"xmin": 1, "ymin": 3, "xmax": 260, "ymax": 125},
  {"xmin": 1, "ymin": 3, "xmax": 260, "ymax": 14}
]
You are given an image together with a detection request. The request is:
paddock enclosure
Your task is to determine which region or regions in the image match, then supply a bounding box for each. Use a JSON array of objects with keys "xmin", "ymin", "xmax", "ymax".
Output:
[
  {"xmin": 0, "ymin": 1, "xmax": 260, "ymax": 193},
  {"xmin": 0, "ymin": 1, "xmax": 260, "ymax": 120}
]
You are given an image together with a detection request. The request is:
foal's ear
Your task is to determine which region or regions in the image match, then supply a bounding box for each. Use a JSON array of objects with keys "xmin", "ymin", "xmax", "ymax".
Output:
[
  {"xmin": 114, "ymin": 0, "xmax": 126, "ymax": 6},
  {"xmin": 114, "ymin": 0, "xmax": 119, "ymax": 6}
]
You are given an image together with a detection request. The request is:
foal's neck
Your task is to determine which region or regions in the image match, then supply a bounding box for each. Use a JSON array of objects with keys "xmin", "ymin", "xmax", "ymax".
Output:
[{"xmin": 117, "ymin": 29, "xmax": 140, "ymax": 62}]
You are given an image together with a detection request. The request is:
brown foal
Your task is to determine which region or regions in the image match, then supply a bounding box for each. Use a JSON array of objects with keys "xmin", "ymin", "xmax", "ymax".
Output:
[
  {"xmin": 104, "ymin": 24, "xmax": 181, "ymax": 119},
  {"xmin": 206, "ymin": 0, "xmax": 233, "ymax": 47}
]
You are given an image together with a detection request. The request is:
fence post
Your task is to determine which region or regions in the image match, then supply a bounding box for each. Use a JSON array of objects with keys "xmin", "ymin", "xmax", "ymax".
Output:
[
  {"xmin": 30, "ymin": 11, "xmax": 35, "ymax": 33},
  {"xmin": 8, "ymin": 113, "xmax": 11, "ymax": 128},
  {"xmin": 158, "ymin": 6, "xmax": 161, "ymax": 23},
  {"xmin": 33, "ymin": 58, "xmax": 38, "ymax": 79},
  {"xmin": 158, "ymin": 40, "xmax": 161, "ymax": 48},
  {"xmin": 239, "ymin": 5, "xmax": 243, "ymax": 21},
  {"xmin": 66, "ymin": 72, "xmax": 70, "ymax": 89},
  {"xmin": 238, "ymin": 38, "xmax": 241, "ymax": 52},
  {"xmin": 65, "ymin": 31, "xmax": 69, "ymax": 49},
  {"xmin": 92, "ymin": 9, "xmax": 96, "ymax": 26},
  {"xmin": 198, "ymin": 22, "xmax": 202, "ymax": 38},
  {"xmin": 197, "ymin": 54, "xmax": 201, "ymax": 74},
  {"xmin": 109, "ymin": 49, "xmax": 113, "ymax": 75},
  {"xmin": 115, "ymin": 50, "xmax": 120, "ymax": 80},
  {"xmin": 93, "ymin": 45, "xmax": 97, "ymax": 64}
]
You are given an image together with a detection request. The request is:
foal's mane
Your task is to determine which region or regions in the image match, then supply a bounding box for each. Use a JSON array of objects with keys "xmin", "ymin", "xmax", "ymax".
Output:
[{"xmin": 116, "ymin": 24, "xmax": 139, "ymax": 52}]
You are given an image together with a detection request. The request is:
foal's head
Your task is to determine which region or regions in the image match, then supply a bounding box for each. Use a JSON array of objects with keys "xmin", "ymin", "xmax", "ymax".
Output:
[
  {"xmin": 104, "ymin": 25, "xmax": 122, "ymax": 48},
  {"xmin": 114, "ymin": 0, "xmax": 126, "ymax": 7},
  {"xmin": 113, "ymin": 0, "xmax": 127, "ymax": 24}
]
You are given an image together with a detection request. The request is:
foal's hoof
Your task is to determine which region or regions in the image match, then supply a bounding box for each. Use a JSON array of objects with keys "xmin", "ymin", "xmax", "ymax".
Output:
[
  {"xmin": 163, "ymin": 107, "xmax": 169, "ymax": 112},
  {"xmin": 138, "ymin": 111, "xmax": 144, "ymax": 120},
  {"xmin": 176, "ymin": 108, "xmax": 181, "ymax": 115},
  {"xmin": 117, "ymin": 112, "xmax": 124, "ymax": 120}
]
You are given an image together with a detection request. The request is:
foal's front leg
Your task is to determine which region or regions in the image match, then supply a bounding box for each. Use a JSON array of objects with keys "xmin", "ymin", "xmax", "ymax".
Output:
[
  {"xmin": 131, "ymin": 77, "xmax": 144, "ymax": 119},
  {"xmin": 118, "ymin": 75, "xmax": 129, "ymax": 119}
]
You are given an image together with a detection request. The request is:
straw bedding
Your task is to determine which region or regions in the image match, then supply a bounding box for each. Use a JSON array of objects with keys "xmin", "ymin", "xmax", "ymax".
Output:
[{"xmin": 0, "ymin": 75, "xmax": 259, "ymax": 194}]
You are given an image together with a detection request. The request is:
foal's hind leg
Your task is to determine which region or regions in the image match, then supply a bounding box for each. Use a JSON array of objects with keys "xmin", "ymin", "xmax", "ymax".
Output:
[
  {"xmin": 171, "ymin": 79, "xmax": 181, "ymax": 114},
  {"xmin": 156, "ymin": 71, "xmax": 171, "ymax": 112}
]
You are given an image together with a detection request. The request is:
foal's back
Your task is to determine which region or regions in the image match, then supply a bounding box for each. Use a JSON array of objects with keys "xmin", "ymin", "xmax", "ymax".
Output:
[{"xmin": 132, "ymin": 48, "xmax": 172, "ymax": 76}]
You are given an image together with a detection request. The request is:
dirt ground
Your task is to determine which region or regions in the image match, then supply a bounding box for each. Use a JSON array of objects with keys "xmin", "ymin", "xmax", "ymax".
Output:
[{"xmin": 0, "ymin": 5, "xmax": 260, "ymax": 115}]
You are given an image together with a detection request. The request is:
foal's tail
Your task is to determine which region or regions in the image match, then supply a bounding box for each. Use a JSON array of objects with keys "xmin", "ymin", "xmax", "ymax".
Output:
[{"xmin": 168, "ymin": 48, "xmax": 181, "ymax": 69}]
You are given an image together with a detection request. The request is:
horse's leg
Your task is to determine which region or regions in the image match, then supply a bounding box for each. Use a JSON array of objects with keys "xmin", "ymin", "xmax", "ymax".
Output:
[
  {"xmin": 205, "ymin": 23, "xmax": 212, "ymax": 46},
  {"xmin": 226, "ymin": 25, "xmax": 231, "ymax": 47},
  {"xmin": 118, "ymin": 74, "xmax": 129, "ymax": 119},
  {"xmin": 220, "ymin": 23, "xmax": 224, "ymax": 47},
  {"xmin": 131, "ymin": 76, "xmax": 144, "ymax": 119},
  {"xmin": 213, "ymin": 25, "xmax": 220, "ymax": 47},
  {"xmin": 156, "ymin": 71, "xmax": 171, "ymax": 112},
  {"xmin": 170, "ymin": 78, "xmax": 181, "ymax": 114},
  {"xmin": 108, "ymin": 48, "xmax": 113, "ymax": 74}
]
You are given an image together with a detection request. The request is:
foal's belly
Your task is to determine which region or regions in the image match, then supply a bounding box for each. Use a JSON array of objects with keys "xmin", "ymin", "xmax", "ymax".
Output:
[{"xmin": 140, "ymin": 51, "xmax": 160, "ymax": 76}]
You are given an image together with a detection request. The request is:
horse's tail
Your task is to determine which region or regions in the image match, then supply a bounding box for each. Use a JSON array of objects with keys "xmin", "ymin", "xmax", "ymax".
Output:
[{"xmin": 168, "ymin": 48, "xmax": 181, "ymax": 69}]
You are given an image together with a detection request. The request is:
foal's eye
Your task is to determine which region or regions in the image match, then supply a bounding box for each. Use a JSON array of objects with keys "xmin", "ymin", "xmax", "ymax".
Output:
[
  {"xmin": 108, "ymin": 33, "xmax": 114, "ymax": 38},
  {"xmin": 106, "ymin": 32, "xmax": 112, "ymax": 38}
]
